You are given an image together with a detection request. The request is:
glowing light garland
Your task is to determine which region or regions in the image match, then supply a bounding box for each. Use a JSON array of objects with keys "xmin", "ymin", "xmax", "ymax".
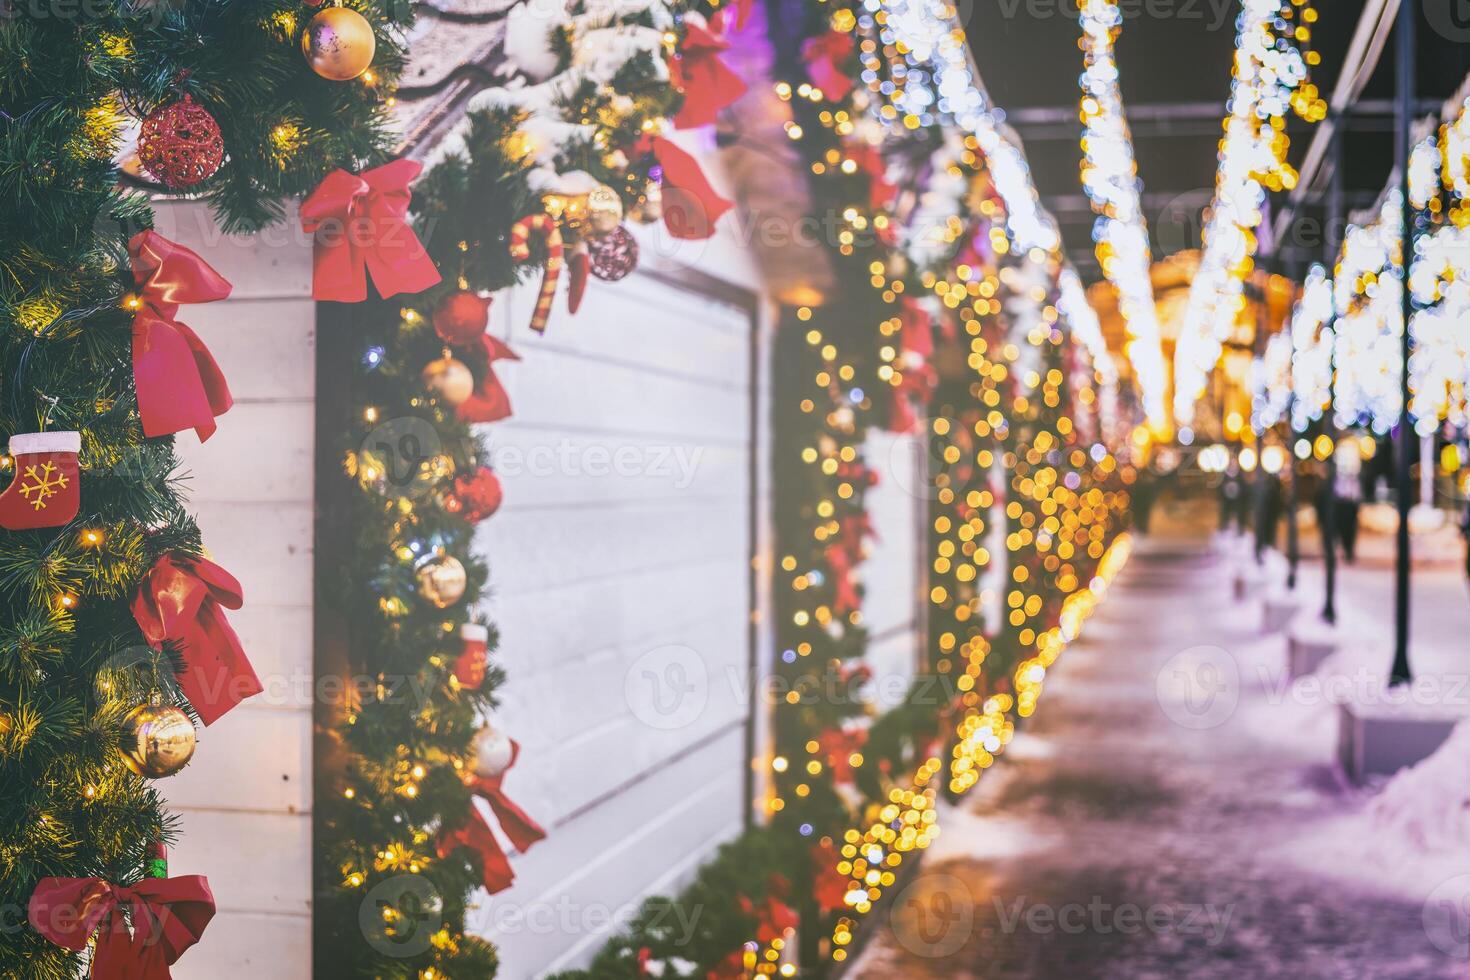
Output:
[
  {"xmin": 1077, "ymin": 0, "xmax": 1167, "ymax": 429},
  {"xmin": 868, "ymin": 0, "xmax": 1059, "ymax": 254},
  {"xmin": 829, "ymin": 534, "xmax": 1131, "ymax": 963},
  {"xmin": 1173, "ymin": 0, "xmax": 1323, "ymax": 425},
  {"xmin": 1261, "ymin": 97, "xmax": 1470, "ymax": 438},
  {"xmin": 1286, "ymin": 264, "xmax": 1334, "ymax": 430}
]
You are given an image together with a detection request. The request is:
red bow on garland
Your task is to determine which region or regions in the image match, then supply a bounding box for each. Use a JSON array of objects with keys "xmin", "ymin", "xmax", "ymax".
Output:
[
  {"xmin": 817, "ymin": 726, "xmax": 868, "ymax": 784},
  {"xmin": 639, "ymin": 136, "xmax": 733, "ymax": 241},
  {"xmin": 810, "ymin": 840, "xmax": 849, "ymax": 913},
  {"xmin": 824, "ymin": 541, "xmax": 860, "ymax": 615},
  {"xmin": 456, "ymin": 334, "xmax": 521, "ymax": 424},
  {"xmin": 438, "ymin": 740, "xmax": 546, "ymax": 894},
  {"xmin": 850, "ymin": 141, "xmax": 896, "ymax": 213},
  {"xmin": 838, "ymin": 510, "xmax": 875, "ymax": 554},
  {"xmin": 28, "ymin": 875, "xmax": 215, "ymax": 980},
  {"xmin": 672, "ymin": 20, "xmax": 747, "ymax": 129},
  {"xmin": 300, "ymin": 159, "xmax": 441, "ymax": 303},
  {"xmin": 801, "ymin": 30, "xmax": 855, "ymax": 102},
  {"xmin": 737, "ymin": 882, "xmax": 799, "ymax": 944},
  {"xmin": 127, "ymin": 231, "xmax": 233, "ymax": 442},
  {"xmin": 130, "ymin": 554, "xmax": 260, "ymax": 727}
]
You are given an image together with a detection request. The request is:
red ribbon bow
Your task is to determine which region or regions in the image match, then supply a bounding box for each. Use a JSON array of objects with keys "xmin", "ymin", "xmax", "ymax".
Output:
[
  {"xmin": 811, "ymin": 840, "xmax": 849, "ymax": 913},
  {"xmin": 438, "ymin": 740, "xmax": 546, "ymax": 894},
  {"xmin": 436, "ymin": 808, "xmax": 518, "ymax": 894},
  {"xmin": 130, "ymin": 554, "xmax": 261, "ymax": 727},
  {"xmin": 640, "ymin": 136, "xmax": 733, "ymax": 241},
  {"xmin": 899, "ymin": 297, "xmax": 934, "ymax": 359},
  {"xmin": 300, "ymin": 159, "xmax": 442, "ymax": 303},
  {"xmin": 457, "ymin": 334, "xmax": 521, "ymax": 424},
  {"xmin": 851, "ymin": 141, "xmax": 896, "ymax": 213},
  {"xmin": 824, "ymin": 541, "xmax": 860, "ymax": 615},
  {"xmin": 801, "ymin": 30, "xmax": 855, "ymax": 102},
  {"xmin": 127, "ymin": 231, "xmax": 234, "ymax": 442},
  {"xmin": 672, "ymin": 21, "xmax": 747, "ymax": 129},
  {"xmin": 28, "ymin": 875, "xmax": 215, "ymax": 980},
  {"xmin": 735, "ymin": 885, "xmax": 798, "ymax": 945},
  {"xmin": 817, "ymin": 726, "xmax": 868, "ymax": 784}
]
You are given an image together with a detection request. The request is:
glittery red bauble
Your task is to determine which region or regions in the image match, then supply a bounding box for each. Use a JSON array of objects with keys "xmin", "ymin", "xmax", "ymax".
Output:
[
  {"xmin": 433, "ymin": 290, "xmax": 493, "ymax": 345},
  {"xmin": 588, "ymin": 226, "xmax": 639, "ymax": 282},
  {"xmin": 138, "ymin": 95, "xmax": 224, "ymax": 189},
  {"xmin": 443, "ymin": 466, "xmax": 503, "ymax": 523}
]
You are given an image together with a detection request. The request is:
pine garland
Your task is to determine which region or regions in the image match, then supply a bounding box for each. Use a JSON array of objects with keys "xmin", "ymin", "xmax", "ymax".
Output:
[
  {"xmin": 312, "ymin": 1, "xmax": 716, "ymax": 974},
  {"xmin": 1, "ymin": 3, "xmax": 407, "ymax": 976}
]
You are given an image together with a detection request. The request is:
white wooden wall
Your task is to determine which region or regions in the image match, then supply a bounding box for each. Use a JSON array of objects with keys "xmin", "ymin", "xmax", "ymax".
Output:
[
  {"xmin": 152, "ymin": 200, "xmax": 316, "ymax": 978},
  {"xmin": 472, "ymin": 234, "xmax": 770, "ymax": 977},
  {"xmin": 860, "ymin": 431, "xmax": 925, "ymax": 711}
]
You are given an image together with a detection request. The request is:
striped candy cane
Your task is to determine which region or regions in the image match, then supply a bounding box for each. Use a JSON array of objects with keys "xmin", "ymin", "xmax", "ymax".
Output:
[{"xmin": 509, "ymin": 214, "xmax": 564, "ymax": 334}]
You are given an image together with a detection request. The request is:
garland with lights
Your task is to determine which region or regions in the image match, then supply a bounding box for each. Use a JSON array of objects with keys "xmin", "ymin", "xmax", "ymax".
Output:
[
  {"xmin": 1172, "ymin": 0, "xmax": 1324, "ymax": 426},
  {"xmin": 0, "ymin": 3, "xmax": 409, "ymax": 976},
  {"xmin": 1076, "ymin": 0, "xmax": 1168, "ymax": 430},
  {"xmin": 551, "ymin": 0, "xmax": 1138, "ymax": 974},
  {"xmin": 312, "ymin": 1, "xmax": 748, "ymax": 975},
  {"xmin": 1251, "ymin": 84, "xmax": 1470, "ymax": 519}
]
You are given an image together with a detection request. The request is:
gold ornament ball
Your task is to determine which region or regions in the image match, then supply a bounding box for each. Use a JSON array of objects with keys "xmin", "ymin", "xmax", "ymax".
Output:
[
  {"xmin": 586, "ymin": 184, "xmax": 625, "ymax": 236},
  {"xmin": 416, "ymin": 553, "xmax": 467, "ymax": 608},
  {"xmin": 422, "ymin": 355, "xmax": 475, "ymax": 406},
  {"xmin": 120, "ymin": 703, "xmax": 197, "ymax": 779},
  {"xmin": 302, "ymin": 7, "xmax": 377, "ymax": 82}
]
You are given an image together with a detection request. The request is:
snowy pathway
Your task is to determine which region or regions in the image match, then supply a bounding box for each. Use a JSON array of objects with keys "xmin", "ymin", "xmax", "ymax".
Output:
[{"xmin": 849, "ymin": 530, "xmax": 1469, "ymax": 980}]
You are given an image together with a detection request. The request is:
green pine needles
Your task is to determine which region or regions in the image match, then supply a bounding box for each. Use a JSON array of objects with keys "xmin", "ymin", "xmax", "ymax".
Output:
[{"xmin": 1, "ymin": 2, "xmax": 406, "ymax": 976}]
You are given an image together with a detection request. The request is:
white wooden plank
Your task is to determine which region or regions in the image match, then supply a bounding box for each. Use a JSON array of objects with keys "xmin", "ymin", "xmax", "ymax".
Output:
[
  {"xmin": 182, "ymin": 298, "xmax": 317, "ymax": 402},
  {"xmin": 191, "ymin": 502, "xmax": 313, "ymax": 607},
  {"xmin": 477, "ymin": 726, "xmax": 746, "ymax": 979},
  {"xmin": 493, "ymin": 346, "xmax": 749, "ymax": 442},
  {"xmin": 492, "ymin": 275, "xmax": 751, "ymax": 386},
  {"xmin": 487, "ymin": 563, "xmax": 746, "ymax": 681},
  {"xmin": 151, "ymin": 200, "xmax": 314, "ymax": 301},
  {"xmin": 492, "ymin": 606, "xmax": 751, "ymax": 758},
  {"xmin": 216, "ymin": 605, "xmax": 314, "ymax": 692},
  {"xmin": 181, "ymin": 401, "xmax": 314, "ymax": 504},
  {"xmin": 865, "ymin": 630, "xmax": 922, "ymax": 712},
  {"xmin": 862, "ymin": 430, "xmax": 921, "ymax": 665},
  {"xmin": 482, "ymin": 427, "xmax": 744, "ymax": 509},
  {"xmin": 167, "ymin": 809, "xmax": 310, "ymax": 914},
  {"xmin": 477, "ymin": 497, "xmax": 747, "ymax": 597},
  {"xmin": 172, "ymin": 910, "xmax": 309, "ymax": 980},
  {"xmin": 163, "ymin": 706, "xmax": 311, "ymax": 813}
]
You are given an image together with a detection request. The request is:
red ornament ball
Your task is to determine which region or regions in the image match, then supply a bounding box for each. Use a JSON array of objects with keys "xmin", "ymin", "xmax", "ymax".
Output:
[
  {"xmin": 588, "ymin": 226, "xmax": 639, "ymax": 282},
  {"xmin": 433, "ymin": 290, "xmax": 493, "ymax": 346},
  {"xmin": 444, "ymin": 466, "xmax": 503, "ymax": 523},
  {"xmin": 138, "ymin": 95, "xmax": 224, "ymax": 189}
]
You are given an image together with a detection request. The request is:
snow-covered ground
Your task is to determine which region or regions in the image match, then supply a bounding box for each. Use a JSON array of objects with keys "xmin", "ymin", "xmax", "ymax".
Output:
[{"xmin": 849, "ymin": 512, "xmax": 1470, "ymax": 979}]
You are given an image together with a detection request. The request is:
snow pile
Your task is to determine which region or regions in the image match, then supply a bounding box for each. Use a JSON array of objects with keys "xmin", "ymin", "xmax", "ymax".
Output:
[
  {"xmin": 1363, "ymin": 719, "xmax": 1470, "ymax": 859},
  {"xmin": 1285, "ymin": 720, "xmax": 1470, "ymax": 898}
]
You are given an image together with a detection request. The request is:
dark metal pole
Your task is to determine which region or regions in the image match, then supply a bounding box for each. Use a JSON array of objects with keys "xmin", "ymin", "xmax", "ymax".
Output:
[
  {"xmin": 1251, "ymin": 274, "xmax": 1269, "ymax": 565},
  {"xmin": 1321, "ymin": 129, "xmax": 1344, "ymax": 625},
  {"xmin": 1285, "ymin": 261, "xmax": 1301, "ymax": 591},
  {"xmin": 1390, "ymin": 0, "xmax": 1415, "ymax": 685}
]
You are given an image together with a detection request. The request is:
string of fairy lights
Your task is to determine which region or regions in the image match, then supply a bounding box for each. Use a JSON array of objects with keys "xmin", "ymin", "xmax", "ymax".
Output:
[
  {"xmin": 795, "ymin": 6, "xmax": 1139, "ymax": 966},
  {"xmin": 1076, "ymin": 0, "xmax": 1168, "ymax": 431},
  {"xmin": 1173, "ymin": 0, "xmax": 1325, "ymax": 426},
  {"xmin": 1253, "ymin": 85, "xmax": 1470, "ymax": 449}
]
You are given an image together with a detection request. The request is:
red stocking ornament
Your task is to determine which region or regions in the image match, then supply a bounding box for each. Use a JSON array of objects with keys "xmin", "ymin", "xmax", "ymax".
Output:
[
  {"xmin": 567, "ymin": 241, "xmax": 590, "ymax": 314},
  {"xmin": 453, "ymin": 623, "xmax": 489, "ymax": 690},
  {"xmin": 0, "ymin": 431, "xmax": 81, "ymax": 531}
]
